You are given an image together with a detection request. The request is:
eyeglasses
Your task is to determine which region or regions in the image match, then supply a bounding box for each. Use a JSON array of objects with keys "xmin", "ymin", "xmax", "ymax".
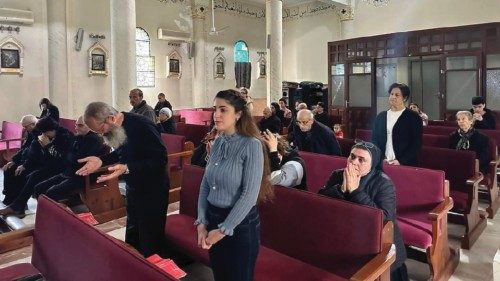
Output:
[{"xmin": 354, "ymin": 139, "xmax": 375, "ymax": 149}]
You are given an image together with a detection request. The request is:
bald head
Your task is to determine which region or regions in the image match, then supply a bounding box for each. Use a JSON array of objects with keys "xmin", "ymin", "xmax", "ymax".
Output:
[
  {"xmin": 20, "ymin": 115, "xmax": 37, "ymax": 132},
  {"xmin": 263, "ymin": 107, "xmax": 272, "ymax": 118},
  {"xmin": 297, "ymin": 109, "xmax": 314, "ymax": 120},
  {"xmin": 296, "ymin": 109, "xmax": 314, "ymax": 132},
  {"xmin": 297, "ymin": 103, "xmax": 308, "ymax": 111}
]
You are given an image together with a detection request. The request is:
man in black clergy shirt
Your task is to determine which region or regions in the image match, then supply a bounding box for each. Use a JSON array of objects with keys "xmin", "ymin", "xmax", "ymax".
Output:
[{"xmin": 76, "ymin": 102, "xmax": 169, "ymax": 257}]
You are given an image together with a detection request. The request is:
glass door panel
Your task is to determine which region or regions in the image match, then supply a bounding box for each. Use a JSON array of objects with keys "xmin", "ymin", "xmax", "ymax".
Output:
[
  {"xmin": 446, "ymin": 71, "xmax": 477, "ymax": 109},
  {"xmin": 421, "ymin": 60, "xmax": 441, "ymax": 119}
]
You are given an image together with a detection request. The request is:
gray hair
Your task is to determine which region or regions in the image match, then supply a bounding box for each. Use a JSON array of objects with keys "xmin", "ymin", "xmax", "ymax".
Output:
[
  {"xmin": 456, "ymin": 110, "xmax": 474, "ymax": 122},
  {"xmin": 297, "ymin": 103, "xmax": 308, "ymax": 110},
  {"xmin": 84, "ymin": 102, "xmax": 118, "ymax": 123},
  {"xmin": 20, "ymin": 115, "xmax": 37, "ymax": 125}
]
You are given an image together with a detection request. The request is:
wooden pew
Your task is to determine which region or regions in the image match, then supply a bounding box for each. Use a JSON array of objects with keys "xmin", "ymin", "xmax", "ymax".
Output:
[
  {"xmin": 384, "ymin": 164, "xmax": 458, "ymax": 281},
  {"xmin": 177, "ymin": 109, "xmax": 213, "ymax": 125},
  {"xmin": 298, "ymin": 151, "xmax": 346, "ymax": 193},
  {"xmin": 161, "ymin": 133, "xmax": 194, "ymax": 204},
  {"xmin": 338, "ymin": 137, "xmax": 355, "ymax": 158},
  {"xmin": 166, "ymin": 165, "xmax": 395, "ymax": 280},
  {"xmin": 355, "ymin": 129, "xmax": 372, "ymax": 141},
  {"xmin": 58, "ymin": 118, "xmax": 76, "ymax": 133},
  {"xmin": 175, "ymin": 123, "xmax": 211, "ymax": 147},
  {"xmin": 80, "ymin": 167, "xmax": 126, "ymax": 224},
  {"xmin": 420, "ymin": 147, "xmax": 486, "ymax": 249},
  {"xmin": 0, "ymin": 196, "xmax": 178, "ymax": 281}
]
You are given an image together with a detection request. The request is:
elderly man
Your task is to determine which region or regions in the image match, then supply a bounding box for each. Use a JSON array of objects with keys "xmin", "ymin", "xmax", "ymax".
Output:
[
  {"xmin": 258, "ymin": 106, "xmax": 281, "ymax": 133},
  {"xmin": 129, "ymin": 88, "xmax": 156, "ymax": 123},
  {"xmin": 287, "ymin": 102, "xmax": 309, "ymax": 138},
  {"xmin": 76, "ymin": 102, "xmax": 169, "ymax": 257},
  {"xmin": 2, "ymin": 115, "xmax": 39, "ymax": 205},
  {"xmin": 33, "ymin": 116, "xmax": 104, "ymax": 201},
  {"xmin": 289, "ymin": 109, "xmax": 341, "ymax": 156}
]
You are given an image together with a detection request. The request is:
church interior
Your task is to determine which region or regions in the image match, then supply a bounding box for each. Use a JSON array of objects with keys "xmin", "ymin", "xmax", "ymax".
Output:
[{"xmin": 0, "ymin": 0, "xmax": 500, "ymax": 280}]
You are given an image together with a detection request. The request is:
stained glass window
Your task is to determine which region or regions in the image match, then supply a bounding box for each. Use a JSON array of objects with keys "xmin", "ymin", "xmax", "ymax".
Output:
[
  {"xmin": 136, "ymin": 27, "xmax": 155, "ymax": 87},
  {"xmin": 234, "ymin": 40, "xmax": 249, "ymax": 63}
]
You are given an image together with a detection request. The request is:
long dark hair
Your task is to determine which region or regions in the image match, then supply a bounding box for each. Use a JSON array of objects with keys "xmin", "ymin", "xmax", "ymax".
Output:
[
  {"xmin": 39, "ymin": 98, "xmax": 53, "ymax": 109},
  {"xmin": 215, "ymin": 89, "xmax": 273, "ymax": 201}
]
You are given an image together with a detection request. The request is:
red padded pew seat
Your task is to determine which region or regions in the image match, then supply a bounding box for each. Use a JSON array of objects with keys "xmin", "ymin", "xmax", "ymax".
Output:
[
  {"xmin": 299, "ymin": 151, "xmax": 346, "ymax": 193},
  {"xmin": 0, "ymin": 263, "xmax": 40, "ymax": 281}
]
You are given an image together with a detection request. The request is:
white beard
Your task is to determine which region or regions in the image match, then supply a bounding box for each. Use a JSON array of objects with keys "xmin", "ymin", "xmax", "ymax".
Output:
[{"xmin": 103, "ymin": 125, "xmax": 127, "ymax": 149}]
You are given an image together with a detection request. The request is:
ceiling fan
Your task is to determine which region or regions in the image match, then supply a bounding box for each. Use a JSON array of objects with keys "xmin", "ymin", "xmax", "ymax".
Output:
[{"xmin": 207, "ymin": 0, "xmax": 229, "ymax": 36}]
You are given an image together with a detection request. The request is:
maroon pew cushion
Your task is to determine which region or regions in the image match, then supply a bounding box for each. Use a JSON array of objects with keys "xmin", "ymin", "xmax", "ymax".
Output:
[
  {"xmin": 0, "ymin": 121, "xmax": 23, "ymax": 151},
  {"xmin": 260, "ymin": 187, "xmax": 384, "ymax": 279},
  {"xmin": 0, "ymin": 263, "xmax": 40, "ymax": 281},
  {"xmin": 165, "ymin": 214, "xmax": 210, "ymax": 265},
  {"xmin": 32, "ymin": 196, "xmax": 177, "ymax": 281},
  {"xmin": 355, "ymin": 129, "xmax": 372, "ymax": 141},
  {"xmin": 178, "ymin": 110, "xmax": 213, "ymax": 125},
  {"xmin": 423, "ymin": 126, "xmax": 456, "ymax": 135},
  {"xmin": 179, "ymin": 165, "xmax": 205, "ymax": 218},
  {"xmin": 337, "ymin": 138, "xmax": 354, "ymax": 158},
  {"xmin": 176, "ymin": 123, "xmax": 211, "ymax": 147},
  {"xmin": 422, "ymin": 134, "xmax": 449, "ymax": 148},
  {"xmin": 161, "ymin": 133, "xmax": 186, "ymax": 169},
  {"xmin": 299, "ymin": 151, "xmax": 346, "ymax": 193},
  {"xmin": 59, "ymin": 118, "xmax": 76, "ymax": 133}
]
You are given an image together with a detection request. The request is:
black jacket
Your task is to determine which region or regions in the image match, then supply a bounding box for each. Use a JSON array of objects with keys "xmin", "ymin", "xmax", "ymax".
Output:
[
  {"xmin": 470, "ymin": 108, "xmax": 496, "ymax": 130},
  {"xmin": 23, "ymin": 127, "xmax": 74, "ymax": 173},
  {"xmin": 314, "ymin": 112, "xmax": 329, "ymax": 127},
  {"xmin": 156, "ymin": 119, "xmax": 176, "ymax": 135},
  {"xmin": 12, "ymin": 129, "xmax": 41, "ymax": 164},
  {"xmin": 290, "ymin": 121, "xmax": 341, "ymax": 156},
  {"xmin": 154, "ymin": 101, "xmax": 173, "ymax": 116},
  {"xmin": 100, "ymin": 113, "xmax": 168, "ymax": 201},
  {"xmin": 372, "ymin": 108, "xmax": 423, "ymax": 166},
  {"xmin": 318, "ymin": 170, "xmax": 407, "ymax": 270},
  {"xmin": 449, "ymin": 130, "xmax": 490, "ymax": 175},
  {"xmin": 258, "ymin": 115, "xmax": 281, "ymax": 134},
  {"xmin": 191, "ymin": 143, "xmax": 209, "ymax": 168},
  {"xmin": 40, "ymin": 105, "xmax": 60, "ymax": 122},
  {"xmin": 63, "ymin": 131, "xmax": 105, "ymax": 176}
]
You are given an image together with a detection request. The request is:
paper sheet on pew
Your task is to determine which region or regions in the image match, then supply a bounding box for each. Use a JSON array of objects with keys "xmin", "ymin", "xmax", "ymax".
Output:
[
  {"xmin": 147, "ymin": 254, "xmax": 187, "ymax": 279},
  {"xmin": 76, "ymin": 212, "xmax": 98, "ymax": 226}
]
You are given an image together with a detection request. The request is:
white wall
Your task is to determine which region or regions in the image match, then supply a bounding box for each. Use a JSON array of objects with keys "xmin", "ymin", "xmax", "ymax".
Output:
[
  {"xmin": 205, "ymin": 10, "xmax": 267, "ymax": 104},
  {"xmin": 0, "ymin": 0, "xmax": 49, "ymax": 123},
  {"xmin": 135, "ymin": 0, "xmax": 193, "ymax": 110},
  {"xmin": 343, "ymin": 0, "xmax": 500, "ymax": 39},
  {"xmin": 283, "ymin": 13, "xmax": 341, "ymax": 84}
]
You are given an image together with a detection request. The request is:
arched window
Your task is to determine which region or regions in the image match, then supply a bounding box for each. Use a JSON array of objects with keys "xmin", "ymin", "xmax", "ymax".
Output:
[
  {"xmin": 136, "ymin": 27, "xmax": 155, "ymax": 87},
  {"xmin": 234, "ymin": 40, "xmax": 249, "ymax": 63},
  {"xmin": 234, "ymin": 40, "xmax": 251, "ymax": 88}
]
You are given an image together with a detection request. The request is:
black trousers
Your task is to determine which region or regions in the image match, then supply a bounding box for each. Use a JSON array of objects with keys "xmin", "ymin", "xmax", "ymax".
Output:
[
  {"xmin": 2, "ymin": 163, "xmax": 27, "ymax": 205},
  {"xmin": 125, "ymin": 186, "xmax": 168, "ymax": 258},
  {"xmin": 206, "ymin": 204, "xmax": 260, "ymax": 281},
  {"xmin": 391, "ymin": 263, "xmax": 409, "ymax": 281},
  {"xmin": 33, "ymin": 174, "xmax": 84, "ymax": 201},
  {"xmin": 10, "ymin": 169, "xmax": 61, "ymax": 212}
]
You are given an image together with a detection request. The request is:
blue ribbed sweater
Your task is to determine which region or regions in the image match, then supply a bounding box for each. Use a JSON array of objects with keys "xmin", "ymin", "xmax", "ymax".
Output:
[{"xmin": 195, "ymin": 133, "xmax": 263, "ymax": 236}]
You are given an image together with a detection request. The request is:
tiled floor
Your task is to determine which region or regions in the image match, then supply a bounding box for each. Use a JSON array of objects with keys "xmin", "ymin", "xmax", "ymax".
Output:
[{"xmin": 0, "ymin": 170, "xmax": 499, "ymax": 280}]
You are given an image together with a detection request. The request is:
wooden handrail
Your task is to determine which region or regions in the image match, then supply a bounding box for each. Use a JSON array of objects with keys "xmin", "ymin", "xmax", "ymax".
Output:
[{"xmin": 428, "ymin": 197, "xmax": 454, "ymax": 220}]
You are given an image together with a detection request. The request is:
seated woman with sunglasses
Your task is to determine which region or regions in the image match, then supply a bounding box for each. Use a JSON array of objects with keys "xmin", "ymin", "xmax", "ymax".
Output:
[{"xmin": 318, "ymin": 141, "xmax": 408, "ymax": 281}]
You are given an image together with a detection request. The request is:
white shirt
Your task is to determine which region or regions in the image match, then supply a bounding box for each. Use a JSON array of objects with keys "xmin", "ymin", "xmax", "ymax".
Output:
[{"xmin": 385, "ymin": 109, "xmax": 405, "ymax": 161}]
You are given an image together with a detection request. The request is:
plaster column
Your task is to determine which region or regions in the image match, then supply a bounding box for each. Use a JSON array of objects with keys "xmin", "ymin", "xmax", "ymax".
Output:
[
  {"xmin": 191, "ymin": 1, "xmax": 208, "ymax": 108},
  {"xmin": 47, "ymin": 0, "xmax": 70, "ymax": 117},
  {"xmin": 110, "ymin": 0, "xmax": 136, "ymax": 111},
  {"xmin": 266, "ymin": 0, "xmax": 283, "ymax": 104}
]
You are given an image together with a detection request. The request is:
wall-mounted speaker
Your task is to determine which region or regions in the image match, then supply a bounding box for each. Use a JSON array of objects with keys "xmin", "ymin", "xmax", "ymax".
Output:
[
  {"xmin": 74, "ymin": 28, "xmax": 84, "ymax": 51},
  {"xmin": 188, "ymin": 42, "xmax": 195, "ymax": 59}
]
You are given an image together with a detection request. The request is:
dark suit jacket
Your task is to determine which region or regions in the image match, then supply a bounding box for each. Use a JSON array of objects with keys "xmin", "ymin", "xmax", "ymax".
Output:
[
  {"xmin": 372, "ymin": 108, "xmax": 423, "ymax": 166},
  {"xmin": 291, "ymin": 121, "xmax": 341, "ymax": 156},
  {"xmin": 449, "ymin": 130, "xmax": 490, "ymax": 174}
]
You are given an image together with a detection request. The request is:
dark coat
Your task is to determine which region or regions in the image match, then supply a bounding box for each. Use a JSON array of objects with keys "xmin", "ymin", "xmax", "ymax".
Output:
[
  {"xmin": 156, "ymin": 119, "xmax": 176, "ymax": 135},
  {"xmin": 372, "ymin": 108, "xmax": 423, "ymax": 166},
  {"xmin": 258, "ymin": 115, "xmax": 281, "ymax": 134},
  {"xmin": 470, "ymin": 108, "xmax": 497, "ymax": 130},
  {"xmin": 449, "ymin": 130, "xmax": 490, "ymax": 175},
  {"xmin": 63, "ymin": 131, "xmax": 105, "ymax": 176},
  {"xmin": 100, "ymin": 113, "xmax": 168, "ymax": 200},
  {"xmin": 154, "ymin": 100, "xmax": 173, "ymax": 116},
  {"xmin": 314, "ymin": 112, "xmax": 329, "ymax": 127},
  {"xmin": 12, "ymin": 129, "xmax": 41, "ymax": 164},
  {"xmin": 290, "ymin": 121, "xmax": 341, "ymax": 156},
  {"xmin": 318, "ymin": 170, "xmax": 407, "ymax": 270},
  {"xmin": 23, "ymin": 127, "xmax": 74, "ymax": 173},
  {"xmin": 40, "ymin": 105, "xmax": 60, "ymax": 122}
]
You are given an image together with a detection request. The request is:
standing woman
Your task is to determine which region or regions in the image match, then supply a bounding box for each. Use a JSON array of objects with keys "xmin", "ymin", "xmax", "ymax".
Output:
[
  {"xmin": 195, "ymin": 89, "xmax": 272, "ymax": 281},
  {"xmin": 39, "ymin": 98, "xmax": 60, "ymax": 122},
  {"xmin": 372, "ymin": 83, "xmax": 422, "ymax": 166}
]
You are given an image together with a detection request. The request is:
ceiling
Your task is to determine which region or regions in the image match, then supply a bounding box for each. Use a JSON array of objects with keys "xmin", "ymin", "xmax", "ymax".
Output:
[{"xmin": 245, "ymin": 0, "xmax": 322, "ymax": 8}]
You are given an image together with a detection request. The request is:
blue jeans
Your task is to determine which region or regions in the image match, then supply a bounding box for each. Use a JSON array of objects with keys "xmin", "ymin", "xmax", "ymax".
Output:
[{"xmin": 206, "ymin": 204, "xmax": 260, "ymax": 281}]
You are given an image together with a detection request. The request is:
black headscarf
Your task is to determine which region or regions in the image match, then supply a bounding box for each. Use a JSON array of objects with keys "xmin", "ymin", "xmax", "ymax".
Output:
[{"xmin": 352, "ymin": 141, "xmax": 383, "ymax": 187}]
